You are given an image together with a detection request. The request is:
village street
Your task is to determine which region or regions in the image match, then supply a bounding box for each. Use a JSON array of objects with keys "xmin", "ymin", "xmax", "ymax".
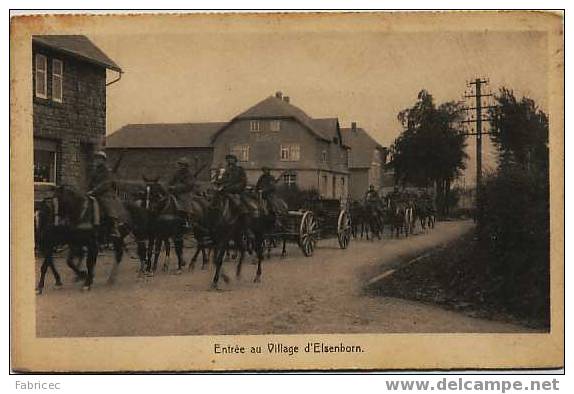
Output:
[{"xmin": 36, "ymin": 220, "xmax": 534, "ymax": 337}]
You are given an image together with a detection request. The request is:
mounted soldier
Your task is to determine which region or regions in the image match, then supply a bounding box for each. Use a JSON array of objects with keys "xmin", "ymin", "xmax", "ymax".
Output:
[
  {"xmin": 364, "ymin": 184, "xmax": 384, "ymax": 231},
  {"xmin": 387, "ymin": 184, "xmax": 402, "ymax": 209},
  {"xmin": 86, "ymin": 151, "xmax": 125, "ymax": 239},
  {"xmin": 167, "ymin": 157, "xmax": 197, "ymax": 220},
  {"xmin": 256, "ymin": 167, "xmax": 288, "ymax": 229},
  {"xmin": 214, "ymin": 154, "xmax": 248, "ymax": 214}
]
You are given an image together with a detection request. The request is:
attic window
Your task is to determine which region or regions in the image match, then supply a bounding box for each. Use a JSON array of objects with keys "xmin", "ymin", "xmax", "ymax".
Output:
[
  {"xmin": 333, "ymin": 137, "xmax": 339, "ymax": 144},
  {"xmin": 270, "ymin": 120, "xmax": 281, "ymax": 132},
  {"xmin": 321, "ymin": 150, "xmax": 327, "ymax": 164},
  {"xmin": 250, "ymin": 120, "xmax": 261, "ymax": 132},
  {"xmin": 35, "ymin": 54, "xmax": 47, "ymax": 99}
]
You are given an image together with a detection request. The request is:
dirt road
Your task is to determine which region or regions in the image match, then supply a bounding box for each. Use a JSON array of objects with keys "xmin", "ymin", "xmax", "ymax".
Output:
[{"xmin": 36, "ymin": 220, "xmax": 534, "ymax": 337}]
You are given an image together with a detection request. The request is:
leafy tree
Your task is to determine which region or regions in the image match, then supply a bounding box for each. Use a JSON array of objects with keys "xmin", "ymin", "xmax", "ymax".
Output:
[
  {"xmin": 391, "ymin": 90, "xmax": 468, "ymax": 214},
  {"xmin": 489, "ymin": 88, "xmax": 549, "ymax": 176}
]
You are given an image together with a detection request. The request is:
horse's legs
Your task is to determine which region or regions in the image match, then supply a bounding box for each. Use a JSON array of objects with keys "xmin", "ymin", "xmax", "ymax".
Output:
[
  {"xmin": 83, "ymin": 242, "xmax": 98, "ymax": 290},
  {"xmin": 36, "ymin": 249, "xmax": 53, "ymax": 294},
  {"xmin": 135, "ymin": 239, "xmax": 147, "ymax": 274},
  {"xmin": 107, "ymin": 237, "xmax": 124, "ymax": 285},
  {"xmin": 211, "ymin": 246, "xmax": 226, "ymax": 289},
  {"xmin": 162, "ymin": 239, "xmax": 171, "ymax": 272},
  {"xmin": 201, "ymin": 247, "xmax": 209, "ymax": 270},
  {"xmin": 254, "ymin": 234, "xmax": 264, "ymax": 283},
  {"xmin": 235, "ymin": 241, "xmax": 245, "ymax": 279},
  {"xmin": 281, "ymin": 238, "xmax": 287, "ymax": 258},
  {"xmin": 174, "ymin": 236, "xmax": 184, "ymax": 273},
  {"xmin": 152, "ymin": 238, "xmax": 162, "ymax": 272},
  {"xmin": 66, "ymin": 247, "xmax": 87, "ymax": 281},
  {"xmin": 145, "ymin": 235, "xmax": 154, "ymax": 273}
]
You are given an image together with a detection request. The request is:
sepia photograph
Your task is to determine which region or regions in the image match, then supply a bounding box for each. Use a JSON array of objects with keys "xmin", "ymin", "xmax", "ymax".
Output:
[{"xmin": 10, "ymin": 10, "xmax": 564, "ymax": 371}]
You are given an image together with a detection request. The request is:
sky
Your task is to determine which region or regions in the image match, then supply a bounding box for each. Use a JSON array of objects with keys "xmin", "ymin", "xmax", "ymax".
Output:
[{"xmin": 92, "ymin": 29, "xmax": 548, "ymax": 186}]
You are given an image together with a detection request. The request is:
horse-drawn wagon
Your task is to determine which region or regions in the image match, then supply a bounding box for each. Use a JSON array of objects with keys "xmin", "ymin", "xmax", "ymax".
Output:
[{"xmin": 269, "ymin": 198, "xmax": 351, "ymax": 257}]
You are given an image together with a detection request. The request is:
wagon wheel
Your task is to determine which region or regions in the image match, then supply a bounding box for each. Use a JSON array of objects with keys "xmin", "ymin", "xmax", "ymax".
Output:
[
  {"xmin": 298, "ymin": 211, "xmax": 318, "ymax": 257},
  {"xmin": 337, "ymin": 209, "xmax": 352, "ymax": 249}
]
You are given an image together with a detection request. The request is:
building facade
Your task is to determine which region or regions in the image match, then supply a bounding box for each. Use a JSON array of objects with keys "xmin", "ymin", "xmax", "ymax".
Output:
[
  {"xmin": 341, "ymin": 123, "xmax": 388, "ymax": 200},
  {"xmin": 33, "ymin": 35, "xmax": 121, "ymax": 202},
  {"xmin": 211, "ymin": 92, "xmax": 350, "ymax": 199},
  {"xmin": 106, "ymin": 123, "xmax": 224, "ymax": 188}
]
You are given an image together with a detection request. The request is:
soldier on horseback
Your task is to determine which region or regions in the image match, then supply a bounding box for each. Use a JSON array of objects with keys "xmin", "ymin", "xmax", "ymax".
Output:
[
  {"xmin": 214, "ymin": 154, "xmax": 248, "ymax": 214},
  {"xmin": 256, "ymin": 166, "xmax": 287, "ymax": 227},
  {"xmin": 167, "ymin": 157, "xmax": 197, "ymax": 223},
  {"xmin": 86, "ymin": 151, "xmax": 124, "ymax": 239},
  {"xmin": 364, "ymin": 184, "xmax": 384, "ymax": 230}
]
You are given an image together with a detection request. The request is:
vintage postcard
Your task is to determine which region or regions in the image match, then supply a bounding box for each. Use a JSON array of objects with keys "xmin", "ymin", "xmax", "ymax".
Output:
[{"xmin": 10, "ymin": 11, "xmax": 564, "ymax": 372}]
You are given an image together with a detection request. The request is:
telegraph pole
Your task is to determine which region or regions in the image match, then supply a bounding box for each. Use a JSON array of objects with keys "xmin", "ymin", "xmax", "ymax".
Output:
[
  {"xmin": 462, "ymin": 78, "xmax": 495, "ymax": 190},
  {"xmin": 462, "ymin": 78, "xmax": 496, "ymax": 217},
  {"xmin": 462, "ymin": 78, "xmax": 495, "ymax": 188}
]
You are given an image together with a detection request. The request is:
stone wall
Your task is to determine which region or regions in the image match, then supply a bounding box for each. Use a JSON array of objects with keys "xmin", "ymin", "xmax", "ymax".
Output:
[{"xmin": 33, "ymin": 44, "xmax": 107, "ymax": 196}]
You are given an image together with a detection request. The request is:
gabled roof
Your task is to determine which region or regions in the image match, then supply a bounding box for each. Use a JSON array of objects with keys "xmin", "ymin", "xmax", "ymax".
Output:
[
  {"xmin": 213, "ymin": 95, "xmax": 333, "ymax": 142},
  {"xmin": 33, "ymin": 35, "xmax": 121, "ymax": 72},
  {"xmin": 341, "ymin": 127, "xmax": 386, "ymax": 168},
  {"xmin": 106, "ymin": 122, "xmax": 227, "ymax": 149}
]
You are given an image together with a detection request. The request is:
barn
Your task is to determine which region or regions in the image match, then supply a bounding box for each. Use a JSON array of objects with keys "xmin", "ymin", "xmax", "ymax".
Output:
[{"xmin": 105, "ymin": 122, "xmax": 226, "ymax": 190}]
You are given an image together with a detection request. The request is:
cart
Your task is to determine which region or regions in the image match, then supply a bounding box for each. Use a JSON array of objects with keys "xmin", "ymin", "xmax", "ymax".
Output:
[{"xmin": 303, "ymin": 198, "xmax": 352, "ymax": 251}]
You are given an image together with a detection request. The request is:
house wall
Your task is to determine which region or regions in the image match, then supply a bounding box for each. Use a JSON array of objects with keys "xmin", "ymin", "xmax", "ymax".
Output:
[
  {"xmin": 33, "ymin": 44, "xmax": 107, "ymax": 200},
  {"xmin": 213, "ymin": 118, "xmax": 318, "ymax": 170},
  {"xmin": 349, "ymin": 168, "xmax": 369, "ymax": 201},
  {"xmin": 106, "ymin": 147, "xmax": 214, "ymax": 183},
  {"xmin": 212, "ymin": 118, "xmax": 349, "ymax": 198}
]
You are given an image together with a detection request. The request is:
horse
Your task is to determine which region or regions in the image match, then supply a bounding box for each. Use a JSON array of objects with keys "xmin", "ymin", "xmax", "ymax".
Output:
[
  {"xmin": 142, "ymin": 177, "xmax": 190, "ymax": 275},
  {"xmin": 383, "ymin": 196, "xmax": 410, "ymax": 238},
  {"xmin": 207, "ymin": 189, "xmax": 271, "ymax": 289},
  {"xmin": 415, "ymin": 197, "xmax": 436, "ymax": 231},
  {"xmin": 35, "ymin": 185, "xmax": 128, "ymax": 293}
]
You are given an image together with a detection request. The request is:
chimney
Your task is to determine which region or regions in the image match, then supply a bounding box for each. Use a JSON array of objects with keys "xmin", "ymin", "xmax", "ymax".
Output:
[
  {"xmin": 351, "ymin": 122, "xmax": 357, "ymax": 132},
  {"xmin": 283, "ymin": 96, "xmax": 290, "ymax": 103},
  {"xmin": 275, "ymin": 91, "xmax": 283, "ymax": 99}
]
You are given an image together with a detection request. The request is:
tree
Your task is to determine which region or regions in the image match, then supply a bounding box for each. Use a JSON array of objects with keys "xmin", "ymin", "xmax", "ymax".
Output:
[
  {"xmin": 391, "ymin": 90, "xmax": 468, "ymax": 214},
  {"xmin": 489, "ymin": 88, "xmax": 549, "ymax": 176}
]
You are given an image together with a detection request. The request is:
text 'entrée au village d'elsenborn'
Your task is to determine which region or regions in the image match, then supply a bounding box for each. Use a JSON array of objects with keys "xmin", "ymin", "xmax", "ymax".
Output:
[{"xmin": 214, "ymin": 342, "xmax": 365, "ymax": 356}]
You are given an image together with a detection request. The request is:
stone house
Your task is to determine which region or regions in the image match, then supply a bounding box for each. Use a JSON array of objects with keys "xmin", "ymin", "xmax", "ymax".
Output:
[{"xmin": 33, "ymin": 35, "xmax": 121, "ymax": 202}]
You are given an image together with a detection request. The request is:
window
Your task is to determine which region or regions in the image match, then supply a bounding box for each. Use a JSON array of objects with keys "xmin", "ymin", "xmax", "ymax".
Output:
[
  {"xmin": 270, "ymin": 120, "xmax": 281, "ymax": 132},
  {"xmin": 34, "ymin": 139, "xmax": 58, "ymax": 184},
  {"xmin": 52, "ymin": 59, "xmax": 63, "ymax": 102},
  {"xmin": 280, "ymin": 144, "xmax": 300, "ymax": 161},
  {"xmin": 231, "ymin": 144, "xmax": 250, "ymax": 162},
  {"xmin": 282, "ymin": 172, "xmax": 297, "ymax": 188},
  {"xmin": 321, "ymin": 175, "xmax": 328, "ymax": 196},
  {"xmin": 250, "ymin": 120, "xmax": 261, "ymax": 132},
  {"xmin": 321, "ymin": 150, "xmax": 327, "ymax": 164},
  {"xmin": 35, "ymin": 54, "xmax": 47, "ymax": 99}
]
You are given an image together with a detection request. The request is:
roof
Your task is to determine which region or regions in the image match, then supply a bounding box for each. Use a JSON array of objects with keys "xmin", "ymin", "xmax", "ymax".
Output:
[
  {"xmin": 106, "ymin": 122, "xmax": 227, "ymax": 149},
  {"xmin": 341, "ymin": 127, "xmax": 386, "ymax": 168},
  {"xmin": 213, "ymin": 95, "xmax": 334, "ymax": 142},
  {"xmin": 33, "ymin": 35, "xmax": 121, "ymax": 72}
]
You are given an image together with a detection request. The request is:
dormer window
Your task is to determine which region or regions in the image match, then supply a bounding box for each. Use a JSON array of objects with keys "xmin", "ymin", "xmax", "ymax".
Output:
[
  {"xmin": 270, "ymin": 120, "xmax": 281, "ymax": 132},
  {"xmin": 250, "ymin": 120, "xmax": 261, "ymax": 132},
  {"xmin": 35, "ymin": 54, "xmax": 47, "ymax": 99},
  {"xmin": 321, "ymin": 150, "xmax": 327, "ymax": 164}
]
